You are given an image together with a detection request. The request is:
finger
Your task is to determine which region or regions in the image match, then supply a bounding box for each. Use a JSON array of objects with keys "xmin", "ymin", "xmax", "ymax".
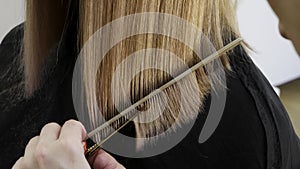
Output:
[
  {"xmin": 23, "ymin": 136, "xmax": 39, "ymax": 168},
  {"xmin": 40, "ymin": 123, "xmax": 61, "ymax": 142},
  {"xmin": 24, "ymin": 136, "xmax": 39, "ymax": 157},
  {"xmin": 87, "ymin": 149, "xmax": 99, "ymax": 165},
  {"xmin": 59, "ymin": 120, "xmax": 87, "ymax": 142},
  {"xmin": 12, "ymin": 157, "xmax": 24, "ymax": 169},
  {"xmin": 93, "ymin": 150, "xmax": 125, "ymax": 169}
]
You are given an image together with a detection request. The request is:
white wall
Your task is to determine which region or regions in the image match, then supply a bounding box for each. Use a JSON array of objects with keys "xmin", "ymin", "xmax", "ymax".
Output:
[
  {"xmin": 237, "ymin": 0, "xmax": 300, "ymax": 86},
  {"xmin": 0, "ymin": 0, "xmax": 24, "ymax": 43},
  {"xmin": 1, "ymin": 0, "xmax": 300, "ymax": 86}
]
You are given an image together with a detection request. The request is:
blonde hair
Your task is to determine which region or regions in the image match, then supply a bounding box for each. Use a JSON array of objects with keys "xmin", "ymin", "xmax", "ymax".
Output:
[
  {"xmin": 24, "ymin": 0, "xmax": 69, "ymax": 95},
  {"xmin": 25, "ymin": 0, "xmax": 241, "ymax": 141}
]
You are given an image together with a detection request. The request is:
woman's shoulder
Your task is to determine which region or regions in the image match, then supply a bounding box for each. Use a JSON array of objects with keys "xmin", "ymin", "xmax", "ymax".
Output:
[
  {"xmin": 0, "ymin": 24, "xmax": 24, "ymax": 92},
  {"xmin": 229, "ymin": 46, "xmax": 300, "ymax": 168},
  {"xmin": 0, "ymin": 24, "xmax": 26, "ymax": 134},
  {"xmin": 0, "ymin": 23, "xmax": 24, "ymax": 65},
  {"xmin": 0, "ymin": 23, "xmax": 24, "ymax": 67},
  {"xmin": 0, "ymin": 24, "xmax": 24, "ymax": 46}
]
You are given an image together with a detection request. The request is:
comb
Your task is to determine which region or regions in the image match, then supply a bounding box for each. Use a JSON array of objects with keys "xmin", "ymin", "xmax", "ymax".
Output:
[{"xmin": 83, "ymin": 38, "xmax": 243, "ymax": 158}]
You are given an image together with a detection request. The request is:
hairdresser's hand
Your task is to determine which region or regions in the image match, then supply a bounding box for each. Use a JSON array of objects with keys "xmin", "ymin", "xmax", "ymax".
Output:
[
  {"xmin": 12, "ymin": 120, "xmax": 125, "ymax": 169},
  {"xmin": 90, "ymin": 149, "xmax": 125, "ymax": 169}
]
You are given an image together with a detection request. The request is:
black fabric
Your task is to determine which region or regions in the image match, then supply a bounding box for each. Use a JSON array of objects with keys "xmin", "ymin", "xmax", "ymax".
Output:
[
  {"xmin": 0, "ymin": 9, "xmax": 299, "ymax": 169},
  {"xmin": 111, "ymin": 71, "xmax": 268, "ymax": 169}
]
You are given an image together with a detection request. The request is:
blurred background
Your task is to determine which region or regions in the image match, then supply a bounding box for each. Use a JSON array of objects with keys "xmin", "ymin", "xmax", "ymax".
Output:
[
  {"xmin": 236, "ymin": 0, "xmax": 300, "ymax": 136},
  {"xmin": 0, "ymin": 0, "xmax": 299, "ymax": 135}
]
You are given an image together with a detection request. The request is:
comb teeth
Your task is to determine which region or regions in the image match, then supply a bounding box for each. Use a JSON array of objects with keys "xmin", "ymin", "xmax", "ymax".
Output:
[{"xmin": 90, "ymin": 109, "xmax": 138, "ymax": 142}]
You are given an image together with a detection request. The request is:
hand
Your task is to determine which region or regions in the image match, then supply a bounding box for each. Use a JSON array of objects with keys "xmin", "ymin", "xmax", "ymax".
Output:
[
  {"xmin": 91, "ymin": 149, "xmax": 126, "ymax": 169},
  {"xmin": 12, "ymin": 120, "xmax": 125, "ymax": 169}
]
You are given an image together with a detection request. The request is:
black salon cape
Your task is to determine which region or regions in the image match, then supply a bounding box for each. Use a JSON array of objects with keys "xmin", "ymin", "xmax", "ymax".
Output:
[{"xmin": 0, "ymin": 11, "xmax": 299, "ymax": 169}]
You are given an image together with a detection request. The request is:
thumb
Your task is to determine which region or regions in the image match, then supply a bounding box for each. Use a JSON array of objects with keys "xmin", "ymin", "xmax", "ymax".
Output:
[{"xmin": 93, "ymin": 150, "xmax": 125, "ymax": 169}]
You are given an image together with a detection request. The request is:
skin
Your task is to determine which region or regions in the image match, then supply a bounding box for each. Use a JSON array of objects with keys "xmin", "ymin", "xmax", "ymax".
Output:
[
  {"xmin": 12, "ymin": 120, "xmax": 125, "ymax": 169},
  {"xmin": 268, "ymin": 0, "xmax": 300, "ymax": 55}
]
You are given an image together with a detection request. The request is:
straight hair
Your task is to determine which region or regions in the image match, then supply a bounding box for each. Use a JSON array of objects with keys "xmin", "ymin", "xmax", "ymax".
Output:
[{"xmin": 25, "ymin": 0, "xmax": 241, "ymax": 142}]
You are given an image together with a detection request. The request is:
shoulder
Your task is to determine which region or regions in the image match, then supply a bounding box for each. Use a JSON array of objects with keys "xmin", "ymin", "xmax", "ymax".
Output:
[
  {"xmin": 0, "ymin": 23, "xmax": 24, "ymax": 46},
  {"xmin": 0, "ymin": 24, "xmax": 25, "ymax": 123},
  {"xmin": 0, "ymin": 24, "xmax": 24, "ymax": 91},
  {"xmin": 0, "ymin": 23, "xmax": 24, "ymax": 74}
]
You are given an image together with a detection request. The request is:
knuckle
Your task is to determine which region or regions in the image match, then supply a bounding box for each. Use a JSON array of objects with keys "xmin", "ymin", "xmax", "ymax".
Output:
[
  {"xmin": 64, "ymin": 119, "xmax": 81, "ymax": 127},
  {"xmin": 40, "ymin": 123, "xmax": 61, "ymax": 136},
  {"xmin": 47, "ymin": 122, "xmax": 61, "ymax": 129},
  {"xmin": 42, "ymin": 123, "xmax": 60, "ymax": 131},
  {"xmin": 63, "ymin": 120, "xmax": 86, "ymax": 134},
  {"xmin": 29, "ymin": 136, "xmax": 39, "ymax": 145},
  {"xmin": 25, "ymin": 136, "xmax": 39, "ymax": 152}
]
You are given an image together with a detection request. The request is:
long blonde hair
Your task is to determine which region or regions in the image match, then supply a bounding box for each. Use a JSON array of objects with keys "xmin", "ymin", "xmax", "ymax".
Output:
[{"xmin": 25, "ymin": 0, "xmax": 241, "ymax": 141}]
